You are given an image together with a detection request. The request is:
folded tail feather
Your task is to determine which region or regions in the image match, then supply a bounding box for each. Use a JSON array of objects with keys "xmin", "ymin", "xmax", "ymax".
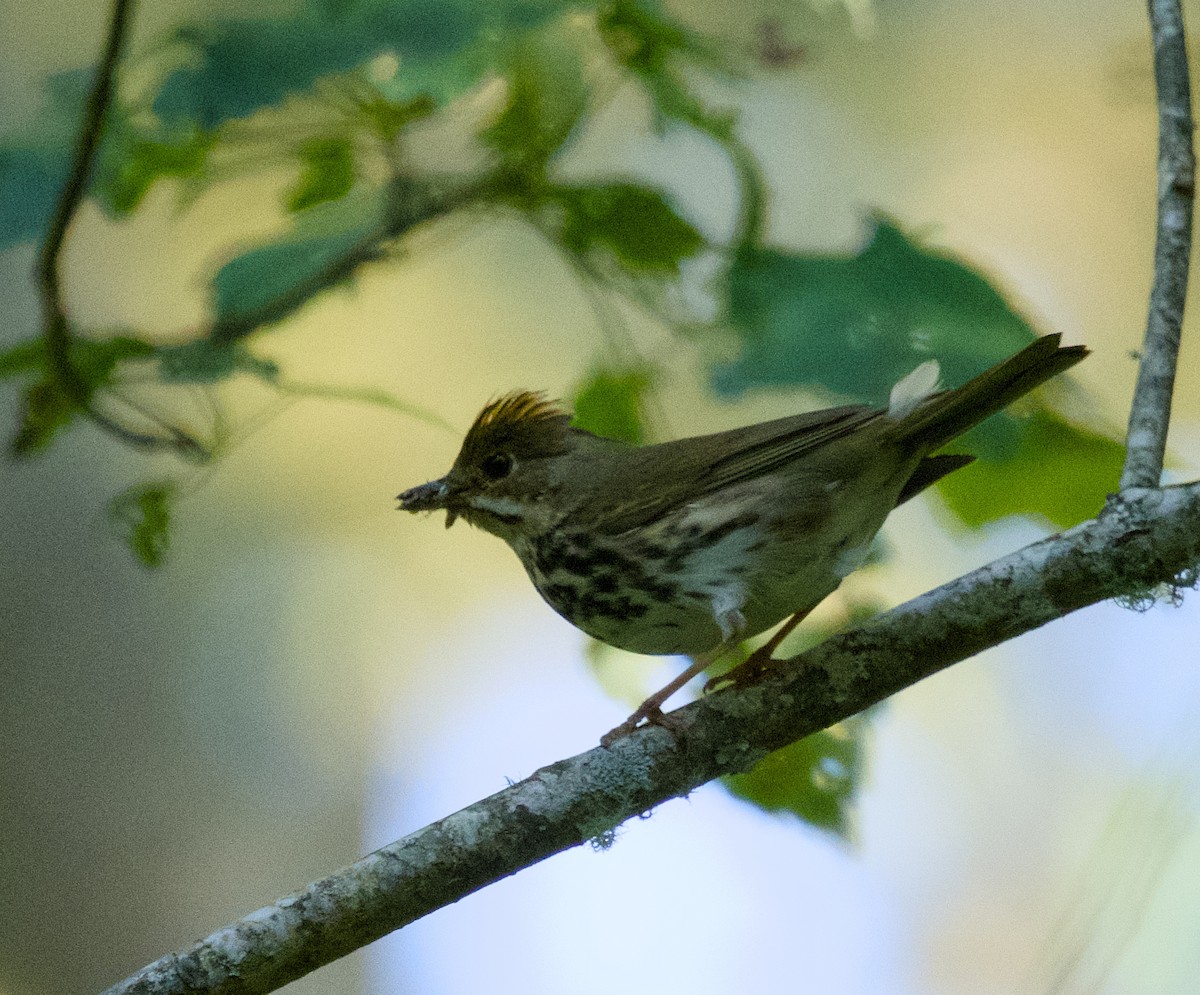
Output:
[{"xmin": 894, "ymin": 334, "xmax": 1088, "ymax": 452}]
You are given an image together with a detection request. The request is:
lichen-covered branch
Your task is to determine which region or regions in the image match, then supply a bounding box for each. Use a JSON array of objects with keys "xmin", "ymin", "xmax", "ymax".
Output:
[
  {"xmin": 1121, "ymin": 0, "xmax": 1194, "ymax": 489},
  {"xmin": 91, "ymin": 3, "xmax": 1200, "ymax": 993},
  {"xmin": 100, "ymin": 483, "xmax": 1200, "ymax": 995}
]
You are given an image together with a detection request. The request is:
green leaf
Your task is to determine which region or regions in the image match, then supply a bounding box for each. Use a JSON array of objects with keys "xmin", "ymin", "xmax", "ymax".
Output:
[
  {"xmin": 7, "ymin": 335, "xmax": 158, "ymax": 455},
  {"xmin": 110, "ymin": 484, "xmax": 176, "ymax": 568},
  {"xmin": 714, "ymin": 215, "xmax": 1120, "ymax": 527},
  {"xmin": 571, "ymin": 365, "xmax": 655, "ymax": 443},
  {"xmin": 287, "ymin": 136, "xmax": 356, "ymax": 212},
  {"xmin": 11, "ymin": 377, "xmax": 76, "ymax": 457},
  {"xmin": 0, "ymin": 338, "xmax": 46, "ymax": 378},
  {"xmin": 357, "ymin": 93, "xmax": 435, "ymax": 143},
  {"xmin": 724, "ymin": 718, "xmax": 866, "ymax": 837},
  {"xmin": 153, "ymin": 0, "xmax": 576, "ymax": 130},
  {"xmin": 0, "ymin": 145, "xmax": 71, "ymax": 249},
  {"xmin": 71, "ymin": 335, "xmax": 157, "ymax": 388},
  {"xmin": 936, "ymin": 410, "xmax": 1123, "ymax": 529},
  {"xmin": 96, "ymin": 127, "xmax": 215, "ymax": 216},
  {"xmin": 210, "ymin": 189, "xmax": 384, "ymax": 328},
  {"xmin": 598, "ymin": 0, "xmax": 719, "ymax": 76},
  {"xmin": 597, "ymin": 0, "xmax": 731, "ymax": 133},
  {"xmin": 0, "ymin": 68, "xmax": 94, "ymax": 248},
  {"xmin": 551, "ymin": 183, "xmax": 703, "ymax": 272},
  {"xmin": 0, "ymin": 69, "xmax": 201, "ymax": 239},
  {"xmin": 484, "ymin": 32, "xmax": 587, "ymax": 181},
  {"xmin": 716, "ymin": 215, "xmax": 1038, "ymax": 403},
  {"xmin": 157, "ymin": 340, "xmax": 279, "ymax": 384}
]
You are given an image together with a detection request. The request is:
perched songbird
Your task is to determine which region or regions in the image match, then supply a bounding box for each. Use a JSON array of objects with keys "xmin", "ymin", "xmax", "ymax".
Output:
[{"xmin": 399, "ymin": 335, "xmax": 1087, "ymax": 743}]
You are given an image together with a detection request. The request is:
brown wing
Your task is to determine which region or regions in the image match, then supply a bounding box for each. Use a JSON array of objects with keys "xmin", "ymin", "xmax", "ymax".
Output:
[
  {"xmin": 588, "ymin": 404, "xmax": 879, "ymax": 535},
  {"xmin": 582, "ymin": 336, "xmax": 1088, "ymax": 537}
]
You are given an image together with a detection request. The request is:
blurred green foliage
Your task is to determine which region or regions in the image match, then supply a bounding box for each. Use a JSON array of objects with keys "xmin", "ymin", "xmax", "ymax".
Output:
[
  {"xmin": 152, "ymin": 0, "xmax": 575, "ymax": 130},
  {"xmin": 938, "ymin": 410, "xmax": 1124, "ymax": 528},
  {"xmin": 552, "ymin": 183, "xmax": 704, "ymax": 272},
  {"xmin": 98, "ymin": 126, "xmax": 215, "ymax": 215},
  {"xmin": 287, "ymin": 136, "xmax": 357, "ymax": 212},
  {"xmin": 156, "ymin": 341, "xmax": 279, "ymax": 385},
  {"xmin": 598, "ymin": 0, "xmax": 732, "ymax": 131},
  {"xmin": 716, "ymin": 216, "xmax": 1115, "ymax": 527},
  {"xmin": 724, "ymin": 722, "xmax": 865, "ymax": 835},
  {"xmin": 484, "ymin": 30, "xmax": 588, "ymax": 180},
  {"xmin": 3, "ymin": 335, "xmax": 156, "ymax": 455},
  {"xmin": 571, "ymin": 365, "xmax": 655, "ymax": 443},
  {"xmin": 0, "ymin": 0, "xmax": 1128, "ymax": 835},
  {"xmin": 718, "ymin": 217, "xmax": 1037, "ymax": 402},
  {"xmin": 210, "ymin": 190, "xmax": 385, "ymax": 328},
  {"xmin": 110, "ymin": 483, "xmax": 176, "ymax": 567}
]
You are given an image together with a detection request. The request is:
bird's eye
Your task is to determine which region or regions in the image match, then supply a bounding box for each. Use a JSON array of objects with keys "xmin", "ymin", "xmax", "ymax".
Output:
[{"xmin": 480, "ymin": 452, "xmax": 514, "ymax": 481}]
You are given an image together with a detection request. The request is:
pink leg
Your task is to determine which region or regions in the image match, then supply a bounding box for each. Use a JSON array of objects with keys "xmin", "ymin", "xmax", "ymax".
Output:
[
  {"xmin": 702, "ymin": 606, "xmax": 813, "ymax": 693},
  {"xmin": 600, "ymin": 649, "xmax": 723, "ymax": 747}
]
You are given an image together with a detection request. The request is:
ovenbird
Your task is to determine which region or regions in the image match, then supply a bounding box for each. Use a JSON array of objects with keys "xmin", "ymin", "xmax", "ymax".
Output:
[{"xmin": 399, "ymin": 334, "xmax": 1086, "ymax": 743}]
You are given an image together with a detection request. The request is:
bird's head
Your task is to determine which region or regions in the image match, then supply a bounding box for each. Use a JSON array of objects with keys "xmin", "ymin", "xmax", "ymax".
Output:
[{"xmin": 397, "ymin": 391, "xmax": 577, "ymax": 540}]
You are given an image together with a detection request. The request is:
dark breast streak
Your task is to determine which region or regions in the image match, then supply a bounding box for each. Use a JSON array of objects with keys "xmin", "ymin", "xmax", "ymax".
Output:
[
  {"xmin": 527, "ymin": 529, "xmax": 666, "ymax": 627},
  {"xmin": 520, "ymin": 508, "xmax": 765, "ymax": 654}
]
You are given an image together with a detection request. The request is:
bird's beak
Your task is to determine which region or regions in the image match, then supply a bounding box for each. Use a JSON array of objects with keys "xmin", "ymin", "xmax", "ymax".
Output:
[{"xmin": 397, "ymin": 478, "xmax": 459, "ymax": 528}]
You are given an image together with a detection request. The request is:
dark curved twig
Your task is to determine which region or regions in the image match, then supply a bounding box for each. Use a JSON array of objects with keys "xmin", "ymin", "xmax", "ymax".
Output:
[
  {"xmin": 724, "ymin": 131, "xmax": 768, "ymax": 251},
  {"xmin": 95, "ymin": 3, "xmax": 1200, "ymax": 992},
  {"xmin": 1120, "ymin": 0, "xmax": 1194, "ymax": 489},
  {"xmin": 34, "ymin": 0, "xmax": 205, "ymax": 457},
  {"xmin": 36, "ymin": 0, "xmax": 133, "ymax": 369}
]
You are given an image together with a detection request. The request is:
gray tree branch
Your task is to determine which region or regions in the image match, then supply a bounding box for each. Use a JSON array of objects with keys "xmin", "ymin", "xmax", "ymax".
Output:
[
  {"xmin": 1121, "ymin": 0, "xmax": 1194, "ymax": 489},
  {"xmin": 98, "ymin": 2, "xmax": 1200, "ymax": 993},
  {"xmin": 101, "ymin": 483, "xmax": 1200, "ymax": 995}
]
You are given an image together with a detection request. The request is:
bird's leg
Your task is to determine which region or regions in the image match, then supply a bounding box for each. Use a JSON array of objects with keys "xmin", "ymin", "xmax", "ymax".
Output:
[
  {"xmin": 703, "ymin": 606, "xmax": 813, "ymax": 693},
  {"xmin": 600, "ymin": 646, "xmax": 728, "ymax": 747},
  {"xmin": 601, "ymin": 597, "xmax": 747, "ymax": 746}
]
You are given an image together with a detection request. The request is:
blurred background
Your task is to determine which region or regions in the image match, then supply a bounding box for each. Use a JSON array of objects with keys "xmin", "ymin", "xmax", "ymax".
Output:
[{"xmin": 3, "ymin": 1, "xmax": 1200, "ymax": 993}]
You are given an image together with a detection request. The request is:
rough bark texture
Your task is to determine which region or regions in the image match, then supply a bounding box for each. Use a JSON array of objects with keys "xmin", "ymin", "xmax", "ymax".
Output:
[
  {"xmin": 90, "ymin": 1, "xmax": 1199, "ymax": 992},
  {"xmin": 1120, "ymin": 0, "xmax": 1194, "ymax": 488},
  {"xmin": 103, "ymin": 484, "xmax": 1200, "ymax": 995}
]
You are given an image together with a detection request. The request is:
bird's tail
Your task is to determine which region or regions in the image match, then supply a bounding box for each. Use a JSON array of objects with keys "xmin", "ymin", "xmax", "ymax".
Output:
[{"xmin": 893, "ymin": 333, "xmax": 1088, "ymax": 451}]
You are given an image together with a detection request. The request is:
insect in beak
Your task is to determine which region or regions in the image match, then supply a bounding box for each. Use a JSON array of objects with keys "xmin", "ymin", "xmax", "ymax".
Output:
[{"xmin": 397, "ymin": 478, "xmax": 457, "ymax": 527}]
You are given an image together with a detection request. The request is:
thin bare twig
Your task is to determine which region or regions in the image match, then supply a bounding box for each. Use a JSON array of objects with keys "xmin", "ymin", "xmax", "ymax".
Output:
[
  {"xmin": 35, "ymin": 0, "xmax": 133, "ymax": 363},
  {"xmin": 100, "ymin": 483, "xmax": 1200, "ymax": 995},
  {"xmin": 33, "ymin": 0, "xmax": 205, "ymax": 457},
  {"xmin": 1121, "ymin": 0, "xmax": 1194, "ymax": 489}
]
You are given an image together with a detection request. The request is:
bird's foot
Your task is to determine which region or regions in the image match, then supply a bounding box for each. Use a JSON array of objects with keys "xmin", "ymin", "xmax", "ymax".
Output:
[
  {"xmin": 600, "ymin": 705, "xmax": 685, "ymax": 747},
  {"xmin": 702, "ymin": 647, "xmax": 783, "ymax": 694},
  {"xmin": 702, "ymin": 608, "xmax": 811, "ymax": 693}
]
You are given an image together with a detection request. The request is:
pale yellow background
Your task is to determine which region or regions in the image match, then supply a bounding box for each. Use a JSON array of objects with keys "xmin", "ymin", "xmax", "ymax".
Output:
[{"xmin": 3, "ymin": 2, "xmax": 1200, "ymax": 993}]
